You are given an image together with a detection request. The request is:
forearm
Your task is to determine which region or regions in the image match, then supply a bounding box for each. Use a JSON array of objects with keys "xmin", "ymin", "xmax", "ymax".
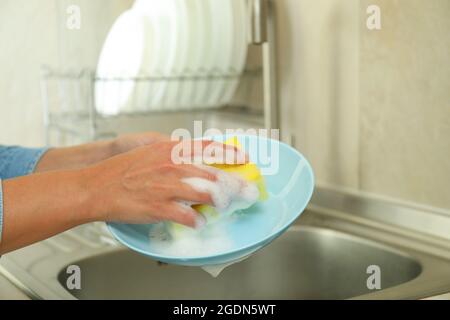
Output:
[
  {"xmin": 34, "ymin": 140, "xmax": 114, "ymax": 173},
  {"xmin": 34, "ymin": 132, "xmax": 170, "ymax": 173},
  {"xmin": 0, "ymin": 168, "xmax": 97, "ymax": 254}
]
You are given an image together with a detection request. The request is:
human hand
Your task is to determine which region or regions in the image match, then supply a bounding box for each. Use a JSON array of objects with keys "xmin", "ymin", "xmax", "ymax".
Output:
[
  {"xmin": 34, "ymin": 132, "xmax": 170, "ymax": 173},
  {"xmin": 85, "ymin": 140, "xmax": 248, "ymax": 228},
  {"xmin": 110, "ymin": 132, "xmax": 170, "ymax": 156}
]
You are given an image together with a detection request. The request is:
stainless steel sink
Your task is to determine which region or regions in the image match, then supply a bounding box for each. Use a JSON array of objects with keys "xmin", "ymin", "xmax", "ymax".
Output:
[
  {"xmin": 57, "ymin": 226, "xmax": 422, "ymax": 300},
  {"xmin": 1, "ymin": 186, "xmax": 450, "ymax": 300}
]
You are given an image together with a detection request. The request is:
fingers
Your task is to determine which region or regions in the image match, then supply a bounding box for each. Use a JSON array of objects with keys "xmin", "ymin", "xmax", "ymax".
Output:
[
  {"xmin": 170, "ymin": 140, "xmax": 249, "ymax": 165},
  {"xmin": 174, "ymin": 164, "xmax": 217, "ymax": 181},
  {"xmin": 171, "ymin": 183, "xmax": 214, "ymax": 206},
  {"xmin": 113, "ymin": 132, "xmax": 171, "ymax": 155},
  {"xmin": 153, "ymin": 164, "xmax": 217, "ymax": 186},
  {"xmin": 140, "ymin": 133, "xmax": 171, "ymax": 145},
  {"xmin": 161, "ymin": 203, "xmax": 206, "ymax": 229},
  {"xmin": 202, "ymin": 141, "xmax": 249, "ymax": 165}
]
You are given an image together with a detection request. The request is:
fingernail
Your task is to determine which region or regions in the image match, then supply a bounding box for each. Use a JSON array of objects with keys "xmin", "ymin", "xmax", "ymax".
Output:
[{"xmin": 195, "ymin": 214, "xmax": 207, "ymax": 230}]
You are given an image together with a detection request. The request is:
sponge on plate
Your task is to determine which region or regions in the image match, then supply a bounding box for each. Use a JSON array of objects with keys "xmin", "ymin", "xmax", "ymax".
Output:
[
  {"xmin": 195, "ymin": 136, "xmax": 268, "ymax": 212},
  {"xmin": 167, "ymin": 137, "xmax": 268, "ymax": 238}
]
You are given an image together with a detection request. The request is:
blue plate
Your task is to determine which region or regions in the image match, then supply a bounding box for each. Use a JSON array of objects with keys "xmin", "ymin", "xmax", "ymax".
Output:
[{"xmin": 107, "ymin": 135, "xmax": 314, "ymax": 266}]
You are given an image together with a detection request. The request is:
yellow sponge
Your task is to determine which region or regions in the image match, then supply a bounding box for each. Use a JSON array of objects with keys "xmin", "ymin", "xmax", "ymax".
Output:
[
  {"xmin": 168, "ymin": 137, "xmax": 268, "ymax": 236},
  {"xmin": 197, "ymin": 136, "xmax": 268, "ymax": 208}
]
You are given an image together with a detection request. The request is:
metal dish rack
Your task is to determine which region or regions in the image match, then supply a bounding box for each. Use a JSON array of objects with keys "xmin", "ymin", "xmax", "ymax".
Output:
[{"xmin": 41, "ymin": 0, "xmax": 278, "ymax": 146}]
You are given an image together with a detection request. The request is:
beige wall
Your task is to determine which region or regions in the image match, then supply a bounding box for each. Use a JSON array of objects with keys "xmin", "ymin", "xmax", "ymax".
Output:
[
  {"xmin": 359, "ymin": 0, "xmax": 450, "ymax": 209},
  {"xmin": 0, "ymin": 0, "xmax": 449, "ymax": 209},
  {"xmin": 276, "ymin": 0, "xmax": 360, "ymax": 189},
  {"xmin": 0, "ymin": 0, "xmax": 132, "ymax": 146},
  {"xmin": 0, "ymin": 0, "xmax": 57, "ymax": 146},
  {"xmin": 276, "ymin": 0, "xmax": 450, "ymax": 209}
]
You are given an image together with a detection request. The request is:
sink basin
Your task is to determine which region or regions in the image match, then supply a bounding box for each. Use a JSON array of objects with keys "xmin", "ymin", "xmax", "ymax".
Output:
[
  {"xmin": 2, "ymin": 187, "xmax": 449, "ymax": 300},
  {"xmin": 58, "ymin": 226, "xmax": 421, "ymax": 300}
]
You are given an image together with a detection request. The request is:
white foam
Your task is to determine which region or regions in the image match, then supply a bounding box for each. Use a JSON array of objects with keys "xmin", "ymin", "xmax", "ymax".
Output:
[
  {"xmin": 183, "ymin": 169, "xmax": 260, "ymax": 219},
  {"xmin": 148, "ymin": 222, "xmax": 233, "ymax": 258},
  {"xmin": 147, "ymin": 170, "xmax": 261, "ymax": 276}
]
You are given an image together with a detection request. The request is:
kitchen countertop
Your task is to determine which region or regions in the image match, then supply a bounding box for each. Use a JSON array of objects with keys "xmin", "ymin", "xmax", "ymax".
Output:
[
  {"xmin": 0, "ymin": 265, "xmax": 449, "ymax": 300},
  {"xmin": 1, "ymin": 187, "xmax": 450, "ymax": 301},
  {"xmin": 0, "ymin": 274, "xmax": 30, "ymax": 300},
  {"xmin": 424, "ymin": 293, "xmax": 450, "ymax": 300}
]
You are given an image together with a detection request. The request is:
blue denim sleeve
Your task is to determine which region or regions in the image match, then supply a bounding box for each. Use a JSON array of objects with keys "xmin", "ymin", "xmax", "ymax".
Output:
[
  {"xmin": 0, "ymin": 146, "xmax": 49, "ymax": 180},
  {"xmin": 0, "ymin": 179, "xmax": 3, "ymax": 245},
  {"xmin": 0, "ymin": 146, "xmax": 49, "ymax": 244}
]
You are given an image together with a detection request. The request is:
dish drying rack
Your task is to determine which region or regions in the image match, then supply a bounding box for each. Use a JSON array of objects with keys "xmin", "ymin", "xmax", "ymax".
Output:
[{"xmin": 41, "ymin": 0, "xmax": 278, "ymax": 146}]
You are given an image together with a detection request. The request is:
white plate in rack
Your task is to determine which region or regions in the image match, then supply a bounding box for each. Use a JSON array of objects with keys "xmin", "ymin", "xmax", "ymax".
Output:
[
  {"xmin": 178, "ymin": 0, "xmax": 209, "ymax": 109},
  {"xmin": 221, "ymin": 0, "xmax": 249, "ymax": 105},
  {"xmin": 205, "ymin": 0, "xmax": 235, "ymax": 108},
  {"xmin": 163, "ymin": 0, "xmax": 190, "ymax": 110},
  {"xmin": 190, "ymin": 0, "xmax": 214, "ymax": 108},
  {"xmin": 95, "ymin": 9, "xmax": 153, "ymax": 116},
  {"xmin": 133, "ymin": 0, "xmax": 179, "ymax": 111}
]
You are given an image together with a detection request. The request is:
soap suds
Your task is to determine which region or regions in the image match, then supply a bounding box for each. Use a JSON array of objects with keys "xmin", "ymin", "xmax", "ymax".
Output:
[
  {"xmin": 183, "ymin": 170, "xmax": 260, "ymax": 220},
  {"xmin": 147, "ymin": 170, "xmax": 261, "ymax": 276},
  {"xmin": 148, "ymin": 222, "xmax": 233, "ymax": 258}
]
